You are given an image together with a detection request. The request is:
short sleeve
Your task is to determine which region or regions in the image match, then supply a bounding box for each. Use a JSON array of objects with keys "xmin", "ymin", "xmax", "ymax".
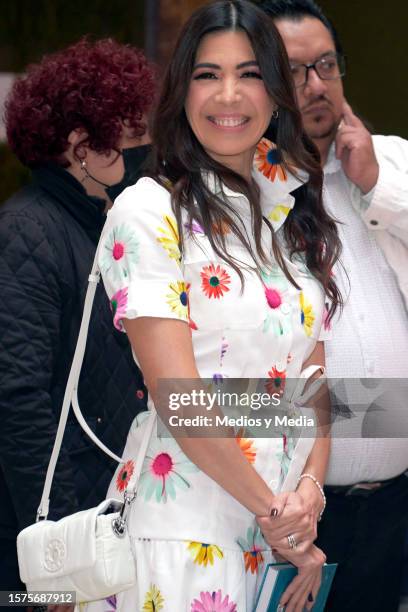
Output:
[{"xmin": 98, "ymin": 177, "xmax": 188, "ymax": 332}]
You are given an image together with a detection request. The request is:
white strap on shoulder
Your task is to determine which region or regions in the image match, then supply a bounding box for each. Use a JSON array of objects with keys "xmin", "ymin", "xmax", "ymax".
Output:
[{"xmin": 36, "ymin": 241, "xmax": 154, "ymax": 520}]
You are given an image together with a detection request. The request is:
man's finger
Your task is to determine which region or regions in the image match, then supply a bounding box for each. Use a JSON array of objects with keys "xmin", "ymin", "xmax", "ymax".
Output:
[
  {"xmin": 342, "ymin": 100, "xmax": 361, "ymax": 127},
  {"xmin": 335, "ymin": 131, "xmax": 356, "ymax": 159}
]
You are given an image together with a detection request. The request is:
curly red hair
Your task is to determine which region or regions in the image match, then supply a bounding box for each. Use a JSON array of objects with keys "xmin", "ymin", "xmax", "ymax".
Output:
[{"xmin": 5, "ymin": 38, "xmax": 156, "ymax": 167}]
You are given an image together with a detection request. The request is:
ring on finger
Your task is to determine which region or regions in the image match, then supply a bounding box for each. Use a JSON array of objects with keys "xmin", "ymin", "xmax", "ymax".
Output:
[{"xmin": 287, "ymin": 533, "xmax": 297, "ymax": 550}]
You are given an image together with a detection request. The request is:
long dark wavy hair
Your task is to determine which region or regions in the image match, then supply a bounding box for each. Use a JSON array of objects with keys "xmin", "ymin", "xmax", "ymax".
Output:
[{"xmin": 150, "ymin": 0, "xmax": 342, "ymax": 317}]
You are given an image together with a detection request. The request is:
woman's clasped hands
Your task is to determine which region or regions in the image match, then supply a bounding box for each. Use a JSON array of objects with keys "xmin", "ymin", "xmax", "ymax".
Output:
[{"xmin": 257, "ymin": 491, "xmax": 326, "ymax": 612}]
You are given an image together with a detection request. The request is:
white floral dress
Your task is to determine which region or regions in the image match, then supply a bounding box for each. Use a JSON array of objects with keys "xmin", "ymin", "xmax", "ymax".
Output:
[{"xmin": 83, "ymin": 140, "xmax": 328, "ymax": 612}]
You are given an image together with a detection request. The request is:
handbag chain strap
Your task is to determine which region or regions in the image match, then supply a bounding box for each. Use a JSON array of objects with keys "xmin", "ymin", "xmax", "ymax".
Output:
[{"xmin": 37, "ymin": 239, "xmax": 156, "ymax": 521}]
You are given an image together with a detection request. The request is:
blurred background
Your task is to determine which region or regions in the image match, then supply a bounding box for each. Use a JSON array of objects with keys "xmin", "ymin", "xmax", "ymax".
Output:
[{"xmin": 0, "ymin": 0, "xmax": 408, "ymax": 202}]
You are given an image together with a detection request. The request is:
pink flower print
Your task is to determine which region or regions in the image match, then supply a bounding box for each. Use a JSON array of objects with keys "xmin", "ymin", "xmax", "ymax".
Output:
[
  {"xmin": 138, "ymin": 438, "xmax": 199, "ymax": 503},
  {"xmin": 261, "ymin": 269, "xmax": 291, "ymax": 335},
  {"xmin": 100, "ymin": 223, "xmax": 139, "ymax": 281},
  {"xmin": 110, "ymin": 287, "xmax": 128, "ymax": 331},
  {"xmin": 323, "ymin": 302, "xmax": 331, "ymax": 331},
  {"xmin": 264, "ymin": 286, "xmax": 283, "ymax": 310},
  {"xmin": 191, "ymin": 590, "xmax": 237, "ymax": 612}
]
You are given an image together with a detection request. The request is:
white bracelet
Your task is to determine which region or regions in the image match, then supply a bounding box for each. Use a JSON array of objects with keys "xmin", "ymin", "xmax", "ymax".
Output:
[{"xmin": 297, "ymin": 473, "xmax": 326, "ymax": 521}]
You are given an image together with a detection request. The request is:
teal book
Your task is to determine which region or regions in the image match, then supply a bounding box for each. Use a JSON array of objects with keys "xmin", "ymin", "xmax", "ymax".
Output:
[{"xmin": 254, "ymin": 562, "xmax": 337, "ymax": 612}]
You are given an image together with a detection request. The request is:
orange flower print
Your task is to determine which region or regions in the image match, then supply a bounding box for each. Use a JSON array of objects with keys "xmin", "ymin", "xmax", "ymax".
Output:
[
  {"xmin": 266, "ymin": 366, "xmax": 287, "ymax": 395},
  {"xmin": 116, "ymin": 459, "xmax": 135, "ymax": 492},
  {"xmin": 254, "ymin": 138, "xmax": 287, "ymax": 182},
  {"xmin": 235, "ymin": 430, "xmax": 257, "ymax": 464},
  {"xmin": 201, "ymin": 263, "xmax": 231, "ymax": 299},
  {"xmin": 186, "ymin": 282, "xmax": 198, "ymax": 331},
  {"xmin": 212, "ymin": 219, "xmax": 231, "ymax": 236},
  {"xmin": 237, "ymin": 527, "xmax": 265, "ymax": 574}
]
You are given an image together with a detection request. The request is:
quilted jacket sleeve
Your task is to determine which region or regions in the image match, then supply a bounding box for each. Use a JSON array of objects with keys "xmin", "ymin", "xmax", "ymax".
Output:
[{"xmin": 0, "ymin": 210, "xmax": 79, "ymax": 529}]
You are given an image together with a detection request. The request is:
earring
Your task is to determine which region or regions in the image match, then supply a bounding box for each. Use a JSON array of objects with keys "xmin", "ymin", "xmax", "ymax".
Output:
[
  {"xmin": 272, "ymin": 109, "xmax": 279, "ymax": 120},
  {"xmin": 80, "ymin": 158, "xmax": 88, "ymax": 183}
]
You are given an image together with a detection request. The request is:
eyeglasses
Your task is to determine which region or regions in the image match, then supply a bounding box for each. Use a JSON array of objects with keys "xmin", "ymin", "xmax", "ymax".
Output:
[{"xmin": 290, "ymin": 53, "xmax": 346, "ymax": 88}]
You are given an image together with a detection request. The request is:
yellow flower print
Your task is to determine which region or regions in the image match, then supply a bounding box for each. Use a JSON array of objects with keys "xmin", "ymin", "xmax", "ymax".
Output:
[
  {"xmin": 299, "ymin": 292, "xmax": 315, "ymax": 337},
  {"xmin": 268, "ymin": 204, "xmax": 291, "ymax": 223},
  {"xmin": 157, "ymin": 215, "xmax": 181, "ymax": 263},
  {"xmin": 166, "ymin": 281, "xmax": 188, "ymax": 319},
  {"xmin": 187, "ymin": 541, "xmax": 224, "ymax": 567},
  {"xmin": 142, "ymin": 584, "xmax": 164, "ymax": 611}
]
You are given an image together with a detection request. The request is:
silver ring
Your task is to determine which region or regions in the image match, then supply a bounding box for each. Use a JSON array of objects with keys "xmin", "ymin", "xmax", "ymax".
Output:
[{"xmin": 287, "ymin": 533, "xmax": 297, "ymax": 550}]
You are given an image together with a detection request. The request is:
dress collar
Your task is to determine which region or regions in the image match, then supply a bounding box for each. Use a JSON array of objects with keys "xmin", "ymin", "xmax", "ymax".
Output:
[{"xmin": 201, "ymin": 138, "xmax": 306, "ymax": 232}]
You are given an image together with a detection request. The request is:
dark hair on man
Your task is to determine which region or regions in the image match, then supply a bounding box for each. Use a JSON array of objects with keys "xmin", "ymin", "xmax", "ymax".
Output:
[
  {"xmin": 150, "ymin": 0, "xmax": 341, "ymax": 318},
  {"xmin": 6, "ymin": 38, "xmax": 156, "ymax": 168},
  {"xmin": 260, "ymin": 0, "xmax": 343, "ymax": 55}
]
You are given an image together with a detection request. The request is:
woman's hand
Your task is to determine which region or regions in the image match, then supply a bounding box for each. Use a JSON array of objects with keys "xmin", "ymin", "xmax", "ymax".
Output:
[
  {"xmin": 256, "ymin": 490, "xmax": 317, "ymax": 554},
  {"xmin": 296, "ymin": 475, "xmax": 325, "ymax": 522},
  {"xmin": 277, "ymin": 544, "xmax": 326, "ymax": 612}
]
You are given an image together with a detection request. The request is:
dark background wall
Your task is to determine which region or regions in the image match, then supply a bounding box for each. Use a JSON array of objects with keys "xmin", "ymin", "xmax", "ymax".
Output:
[
  {"xmin": 0, "ymin": 0, "xmax": 407, "ymax": 202},
  {"xmin": 316, "ymin": 0, "xmax": 408, "ymax": 139},
  {"xmin": 0, "ymin": 0, "xmax": 145, "ymax": 71}
]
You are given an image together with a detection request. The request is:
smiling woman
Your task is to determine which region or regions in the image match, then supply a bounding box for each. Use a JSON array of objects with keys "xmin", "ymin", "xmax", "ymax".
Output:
[
  {"xmin": 80, "ymin": 2, "xmax": 341, "ymax": 611},
  {"xmin": 185, "ymin": 30, "xmax": 275, "ymax": 178}
]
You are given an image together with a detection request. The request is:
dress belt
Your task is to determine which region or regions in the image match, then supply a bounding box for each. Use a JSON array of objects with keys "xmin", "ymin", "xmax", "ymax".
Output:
[{"xmin": 324, "ymin": 472, "xmax": 407, "ymax": 497}]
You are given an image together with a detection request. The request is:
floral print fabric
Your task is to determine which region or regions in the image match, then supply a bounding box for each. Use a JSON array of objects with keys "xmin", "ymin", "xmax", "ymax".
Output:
[{"xmin": 83, "ymin": 159, "xmax": 328, "ymax": 611}]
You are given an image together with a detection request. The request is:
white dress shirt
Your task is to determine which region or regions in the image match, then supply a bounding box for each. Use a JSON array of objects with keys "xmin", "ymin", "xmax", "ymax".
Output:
[{"xmin": 322, "ymin": 138, "xmax": 408, "ymax": 485}]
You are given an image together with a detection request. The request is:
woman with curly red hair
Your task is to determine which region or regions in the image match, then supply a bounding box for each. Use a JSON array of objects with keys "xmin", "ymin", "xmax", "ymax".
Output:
[{"xmin": 0, "ymin": 38, "xmax": 155, "ymax": 600}]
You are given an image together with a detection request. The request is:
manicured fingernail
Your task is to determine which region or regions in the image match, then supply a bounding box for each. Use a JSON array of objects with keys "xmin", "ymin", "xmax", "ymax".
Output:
[
  {"xmin": 277, "ymin": 605, "xmax": 285, "ymax": 612},
  {"xmin": 271, "ymin": 507, "xmax": 279, "ymax": 517},
  {"xmin": 308, "ymin": 593, "xmax": 314, "ymax": 602}
]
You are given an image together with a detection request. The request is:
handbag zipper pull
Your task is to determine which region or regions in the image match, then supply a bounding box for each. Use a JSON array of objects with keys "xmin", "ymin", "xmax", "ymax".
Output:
[{"xmin": 112, "ymin": 490, "xmax": 136, "ymax": 537}]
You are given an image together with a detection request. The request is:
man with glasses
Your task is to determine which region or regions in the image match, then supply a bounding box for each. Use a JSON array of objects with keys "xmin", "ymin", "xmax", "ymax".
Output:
[{"xmin": 261, "ymin": 2, "xmax": 408, "ymax": 611}]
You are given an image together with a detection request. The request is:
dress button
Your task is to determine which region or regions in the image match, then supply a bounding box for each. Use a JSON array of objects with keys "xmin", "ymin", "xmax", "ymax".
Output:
[
  {"xmin": 369, "ymin": 219, "xmax": 378, "ymax": 226},
  {"xmin": 280, "ymin": 304, "xmax": 290, "ymax": 315},
  {"xmin": 97, "ymin": 417, "xmax": 102, "ymax": 424}
]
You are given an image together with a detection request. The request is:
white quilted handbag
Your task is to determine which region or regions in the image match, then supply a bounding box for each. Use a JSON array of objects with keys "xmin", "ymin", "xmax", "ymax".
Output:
[{"xmin": 17, "ymin": 247, "xmax": 156, "ymax": 603}]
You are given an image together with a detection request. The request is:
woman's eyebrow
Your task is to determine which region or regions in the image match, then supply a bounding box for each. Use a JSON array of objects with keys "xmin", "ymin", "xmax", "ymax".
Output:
[
  {"xmin": 193, "ymin": 62, "xmax": 220, "ymax": 70},
  {"xmin": 193, "ymin": 60, "xmax": 259, "ymax": 70},
  {"xmin": 236, "ymin": 60, "xmax": 259, "ymax": 69}
]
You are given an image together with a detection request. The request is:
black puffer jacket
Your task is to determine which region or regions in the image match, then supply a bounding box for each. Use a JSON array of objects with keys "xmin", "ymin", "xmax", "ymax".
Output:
[{"xmin": 0, "ymin": 164, "xmax": 147, "ymax": 534}]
